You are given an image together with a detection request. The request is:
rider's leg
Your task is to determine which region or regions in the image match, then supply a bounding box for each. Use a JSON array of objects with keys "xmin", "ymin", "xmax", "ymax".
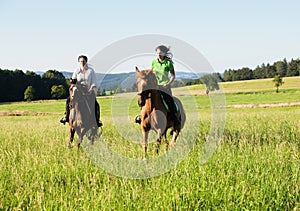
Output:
[
  {"xmin": 95, "ymin": 100, "xmax": 102, "ymax": 127},
  {"xmin": 135, "ymin": 97, "xmax": 143, "ymax": 124},
  {"xmin": 60, "ymin": 96, "xmax": 70, "ymax": 124},
  {"xmin": 135, "ymin": 102, "xmax": 143, "ymax": 124},
  {"xmin": 160, "ymin": 89, "xmax": 181, "ymax": 125}
]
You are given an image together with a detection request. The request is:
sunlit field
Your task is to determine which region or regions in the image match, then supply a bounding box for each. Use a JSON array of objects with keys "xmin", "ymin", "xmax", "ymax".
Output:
[{"xmin": 0, "ymin": 78, "xmax": 299, "ymax": 210}]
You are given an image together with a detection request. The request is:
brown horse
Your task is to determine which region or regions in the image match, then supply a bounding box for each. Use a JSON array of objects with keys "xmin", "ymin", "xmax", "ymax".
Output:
[
  {"xmin": 135, "ymin": 67, "xmax": 186, "ymax": 157},
  {"xmin": 68, "ymin": 84, "xmax": 99, "ymax": 148}
]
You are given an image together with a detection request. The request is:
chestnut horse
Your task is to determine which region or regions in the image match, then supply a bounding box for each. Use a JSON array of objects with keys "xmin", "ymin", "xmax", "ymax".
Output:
[
  {"xmin": 135, "ymin": 67, "xmax": 186, "ymax": 157},
  {"xmin": 68, "ymin": 84, "xmax": 99, "ymax": 148}
]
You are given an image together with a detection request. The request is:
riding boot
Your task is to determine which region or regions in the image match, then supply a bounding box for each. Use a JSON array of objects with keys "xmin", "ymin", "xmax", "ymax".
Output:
[
  {"xmin": 95, "ymin": 100, "xmax": 102, "ymax": 127},
  {"xmin": 161, "ymin": 89, "xmax": 181, "ymax": 126},
  {"xmin": 60, "ymin": 97, "xmax": 70, "ymax": 124},
  {"xmin": 60, "ymin": 109, "xmax": 69, "ymax": 124},
  {"xmin": 135, "ymin": 114, "xmax": 141, "ymax": 124},
  {"xmin": 167, "ymin": 99, "xmax": 181, "ymax": 125}
]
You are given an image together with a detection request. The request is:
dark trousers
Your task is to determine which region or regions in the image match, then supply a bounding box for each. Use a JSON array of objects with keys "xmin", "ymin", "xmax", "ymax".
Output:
[{"xmin": 158, "ymin": 85, "xmax": 177, "ymax": 114}]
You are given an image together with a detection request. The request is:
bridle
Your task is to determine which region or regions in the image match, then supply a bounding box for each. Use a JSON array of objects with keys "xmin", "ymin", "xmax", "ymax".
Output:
[
  {"xmin": 137, "ymin": 89, "xmax": 151, "ymax": 98},
  {"xmin": 136, "ymin": 70, "xmax": 158, "ymax": 107}
]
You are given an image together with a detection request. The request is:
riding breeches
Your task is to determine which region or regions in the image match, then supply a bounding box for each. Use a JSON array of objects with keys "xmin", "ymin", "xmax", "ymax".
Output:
[{"xmin": 158, "ymin": 85, "xmax": 177, "ymax": 113}]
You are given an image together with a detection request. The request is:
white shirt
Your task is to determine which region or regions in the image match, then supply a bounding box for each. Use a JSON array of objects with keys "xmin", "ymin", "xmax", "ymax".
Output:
[{"xmin": 72, "ymin": 66, "xmax": 97, "ymax": 91}]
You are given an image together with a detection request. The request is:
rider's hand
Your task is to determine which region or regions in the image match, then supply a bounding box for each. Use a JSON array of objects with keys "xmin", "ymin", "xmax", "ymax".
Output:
[{"xmin": 89, "ymin": 86, "xmax": 96, "ymax": 94}]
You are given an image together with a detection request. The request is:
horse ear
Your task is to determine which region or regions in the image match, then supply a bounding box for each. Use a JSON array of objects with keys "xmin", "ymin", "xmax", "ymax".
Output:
[{"xmin": 135, "ymin": 66, "xmax": 140, "ymax": 72}]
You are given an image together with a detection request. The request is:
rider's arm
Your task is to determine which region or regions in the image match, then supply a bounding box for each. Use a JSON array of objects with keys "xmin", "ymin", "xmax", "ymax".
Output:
[
  {"xmin": 165, "ymin": 69, "xmax": 175, "ymax": 87},
  {"xmin": 165, "ymin": 60, "xmax": 175, "ymax": 87},
  {"xmin": 70, "ymin": 78, "xmax": 77, "ymax": 84},
  {"xmin": 89, "ymin": 68, "xmax": 97, "ymax": 93},
  {"xmin": 71, "ymin": 69, "xmax": 80, "ymax": 84}
]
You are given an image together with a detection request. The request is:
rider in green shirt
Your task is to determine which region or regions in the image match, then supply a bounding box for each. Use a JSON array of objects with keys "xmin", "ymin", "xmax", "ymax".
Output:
[
  {"xmin": 151, "ymin": 58, "xmax": 174, "ymax": 86},
  {"xmin": 135, "ymin": 45, "xmax": 180, "ymax": 125}
]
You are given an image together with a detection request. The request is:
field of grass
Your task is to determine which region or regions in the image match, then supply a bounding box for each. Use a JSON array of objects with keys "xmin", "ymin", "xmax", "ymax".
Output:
[
  {"xmin": 0, "ymin": 77, "xmax": 299, "ymax": 210},
  {"xmin": 185, "ymin": 76, "xmax": 300, "ymax": 93}
]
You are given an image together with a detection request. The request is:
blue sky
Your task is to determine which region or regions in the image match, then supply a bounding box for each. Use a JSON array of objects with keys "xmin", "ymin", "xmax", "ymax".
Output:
[{"xmin": 0, "ymin": 0, "xmax": 299, "ymax": 73}]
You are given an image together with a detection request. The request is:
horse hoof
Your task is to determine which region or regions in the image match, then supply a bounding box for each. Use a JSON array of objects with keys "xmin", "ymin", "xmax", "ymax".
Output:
[{"xmin": 68, "ymin": 142, "xmax": 73, "ymax": 148}]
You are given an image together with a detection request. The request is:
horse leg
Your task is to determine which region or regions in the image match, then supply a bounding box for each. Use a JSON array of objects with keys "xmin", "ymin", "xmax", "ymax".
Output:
[
  {"xmin": 169, "ymin": 129, "xmax": 179, "ymax": 148},
  {"xmin": 154, "ymin": 129, "xmax": 162, "ymax": 154},
  {"xmin": 77, "ymin": 135, "xmax": 82, "ymax": 148},
  {"xmin": 169, "ymin": 113, "xmax": 182, "ymax": 148},
  {"xmin": 142, "ymin": 129, "xmax": 149, "ymax": 158},
  {"xmin": 69, "ymin": 127, "xmax": 75, "ymax": 148},
  {"xmin": 155, "ymin": 137, "xmax": 161, "ymax": 154},
  {"xmin": 162, "ymin": 132, "xmax": 168, "ymax": 151},
  {"xmin": 76, "ymin": 127, "xmax": 84, "ymax": 148},
  {"xmin": 90, "ymin": 127, "xmax": 98, "ymax": 145}
]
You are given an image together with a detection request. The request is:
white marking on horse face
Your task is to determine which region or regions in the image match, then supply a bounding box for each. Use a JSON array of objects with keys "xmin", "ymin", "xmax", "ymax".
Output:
[
  {"xmin": 140, "ymin": 78, "xmax": 145, "ymax": 87},
  {"xmin": 138, "ymin": 78, "xmax": 146, "ymax": 93}
]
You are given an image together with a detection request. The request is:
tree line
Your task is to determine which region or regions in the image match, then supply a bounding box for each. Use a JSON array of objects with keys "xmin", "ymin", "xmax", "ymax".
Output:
[
  {"xmin": 1, "ymin": 57, "xmax": 299, "ymax": 102},
  {"xmin": 0, "ymin": 69, "xmax": 68, "ymax": 102},
  {"xmin": 186, "ymin": 57, "xmax": 300, "ymax": 90},
  {"xmin": 222, "ymin": 58, "xmax": 300, "ymax": 82}
]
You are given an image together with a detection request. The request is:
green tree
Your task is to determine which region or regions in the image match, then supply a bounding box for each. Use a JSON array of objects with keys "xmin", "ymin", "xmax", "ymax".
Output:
[
  {"xmin": 286, "ymin": 59, "xmax": 299, "ymax": 76},
  {"xmin": 253, "ymin": 65, "xmax": 263, "ymax": 79},
  {"xmin": 273, "ymin": 75, "xmax": 284, "ymax": 93},
  {"xmin": 51, "ymin": 85, "xmax": 66, "ymax": 99},
  {"xmin": 200, "ymin": 73, "xmax": 220, "ymax": 92},
  {"xmin": 101, "ymin": 89, "xmax": 106, "ymax": 96},
  {"xmin": 223, "ymin": 69, "xmax": 234, "ymax": 81},
  {"xmin": 24, "ymin": 86, "xmax": 35, "ymax": 101},
  {"xmin": 114, "ymin": 85, "xmax": 121, "ymax": 93},
  {"xmin": 274, "ymin": 59, "xmax": 287, "ymax": 77},
  {"xmin": 42, "ymin": 70, "xmax": 68, "ymax": 99},
  {"xmin": 263, "ymin": 63, "xmax": 276, "ymax": 78}
]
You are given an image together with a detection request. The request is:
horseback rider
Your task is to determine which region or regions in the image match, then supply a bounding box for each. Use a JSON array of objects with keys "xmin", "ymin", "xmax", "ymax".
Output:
[
  {"xmin": 135, "ymin": 45, "xmax": 180, "ymax": 125},
  {"xmin": 60, "ymin": 55, "xmax": 102, "ymax": 127}
]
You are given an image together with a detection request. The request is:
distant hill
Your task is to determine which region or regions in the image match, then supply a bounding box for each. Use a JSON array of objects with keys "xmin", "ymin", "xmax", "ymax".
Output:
[
  {"xmin": 54, "ymin": 71, "xmax": 204, "ymax": 90},
  {"xmin": 36, "ymin": 71, "xmax": 203, "ymax": 90}
]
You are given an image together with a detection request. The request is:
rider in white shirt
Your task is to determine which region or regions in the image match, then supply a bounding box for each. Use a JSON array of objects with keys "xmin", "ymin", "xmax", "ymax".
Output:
[
  {"xmin": 60, "ymin": 55, "xmax": 102, "ymax": 127},
  {"xmin": 72, "ymin": 66, "xmax": 97, "ymax": 92}
]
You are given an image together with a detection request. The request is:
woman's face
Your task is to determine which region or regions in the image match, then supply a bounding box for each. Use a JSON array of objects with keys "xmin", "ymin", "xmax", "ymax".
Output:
[
  {"xmin": 78, "ymin": 58, "xmax": 87, "ymax": 68},
  {"xmin": 156, "ymin": 48, "xmax": 165, "ymax": 61}
]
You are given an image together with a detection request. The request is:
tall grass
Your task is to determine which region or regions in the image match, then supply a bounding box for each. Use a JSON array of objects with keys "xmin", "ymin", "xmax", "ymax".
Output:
[{"xmin": 0, "ymin": 95, "xmax": 299, "ymax": 209}]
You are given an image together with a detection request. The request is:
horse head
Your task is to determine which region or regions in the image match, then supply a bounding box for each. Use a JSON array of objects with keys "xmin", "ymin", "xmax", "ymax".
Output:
[
  {"xmin": 135, "ymin": 67, "xmax": 158, "ymax": 107},
  {"xmin": 71, "ymin": 84, "xmax": 90, "ymax": 103}
]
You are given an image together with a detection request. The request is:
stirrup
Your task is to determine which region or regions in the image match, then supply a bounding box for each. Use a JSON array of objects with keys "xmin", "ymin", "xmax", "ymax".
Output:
[
  {"xmin": 97, "ymin": 120, "xmax": 103, "ymax": 127},
  {"xmin": 60, "ymin": 117, "xmax": 67, "ymax": 125},
  {"xmin": 135, "ymin": 115, "xmax": 141, "ymax": 124}
]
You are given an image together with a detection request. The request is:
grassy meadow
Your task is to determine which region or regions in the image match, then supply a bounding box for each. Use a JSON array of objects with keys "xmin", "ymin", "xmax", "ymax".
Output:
[{"xmin": 0, "ymin": 77, "xmax": 299, "ymax": 210}]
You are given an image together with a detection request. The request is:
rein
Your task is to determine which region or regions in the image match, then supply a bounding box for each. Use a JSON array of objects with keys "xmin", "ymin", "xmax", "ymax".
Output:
[{"xmin": 137, "ymin": 90, "xmax": 151, "ymax": 99}]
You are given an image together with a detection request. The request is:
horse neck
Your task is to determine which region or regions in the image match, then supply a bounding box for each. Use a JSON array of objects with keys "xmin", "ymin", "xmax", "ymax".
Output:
[{"xmin": 144, "ymin": 89, "xmax": 162, "ymax": 111}]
